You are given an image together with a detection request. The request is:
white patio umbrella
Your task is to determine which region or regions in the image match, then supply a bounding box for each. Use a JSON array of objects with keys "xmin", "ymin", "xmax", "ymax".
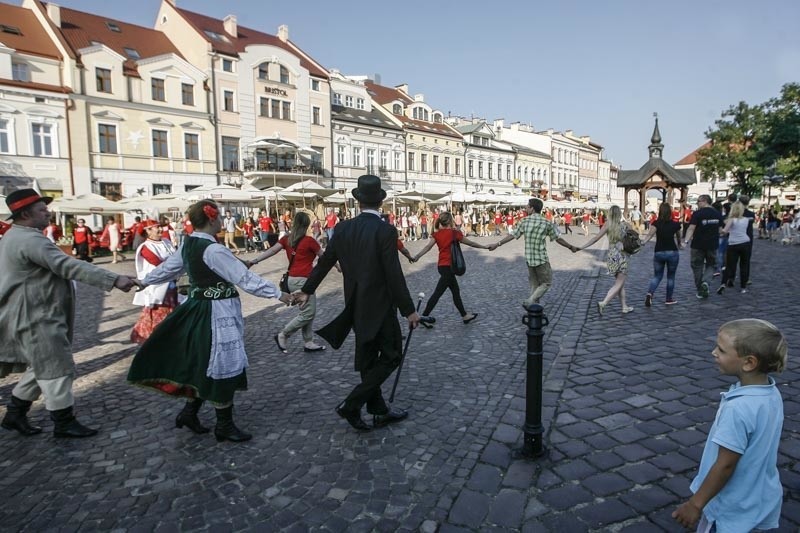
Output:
[
  {"xmin": 118, "ymin": 193, "xmax": 192, "ymax": 217},
  {"xmin": 323, "ymin": 192, "xmax": 349, "ymax": 204},
  {"xmin": 0, "ymin": 195, "xmax": 9, "ymax": 218},
  {"xmin": 50, "ymin": 193, "xmax": 126, "ymax": 214},
  {"xmin": 283, "ymin": 180, "xmax": 335, "ymax": 197}
]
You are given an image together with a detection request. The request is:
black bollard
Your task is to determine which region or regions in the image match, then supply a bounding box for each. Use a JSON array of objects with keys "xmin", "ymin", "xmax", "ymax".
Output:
[{"xmin": 520, "ymin": 303, "xmax": 548, "ymax": 458}]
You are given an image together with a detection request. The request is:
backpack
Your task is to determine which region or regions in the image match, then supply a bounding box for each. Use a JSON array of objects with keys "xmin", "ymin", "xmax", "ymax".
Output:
[{"xmin": 621, "ymin": 225, "xmax": 642, "ymax": 255}]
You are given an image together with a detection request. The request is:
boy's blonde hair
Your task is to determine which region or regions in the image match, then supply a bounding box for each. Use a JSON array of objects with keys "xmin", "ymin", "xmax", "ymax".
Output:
[{"xmin": 720, "ymin": 319, "xmax": 788, "ymax": 374}]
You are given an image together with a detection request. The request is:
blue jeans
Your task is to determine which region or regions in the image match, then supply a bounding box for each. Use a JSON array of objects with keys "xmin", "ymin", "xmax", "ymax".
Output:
[
  {"xmin": 648, "ymin": 250, "xmax": 680, "ymax": 300},
  {"xmin": 715, "ymin": 235, "xmax": 728, "ymax": 274}
]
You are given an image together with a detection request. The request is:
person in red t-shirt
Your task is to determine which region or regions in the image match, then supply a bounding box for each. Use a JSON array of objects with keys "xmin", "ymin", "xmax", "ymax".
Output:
[
  {"xmin": 505, "ymin": 213, "xmax": 515, "ymax": 234},
  {"xmin": 581, "ymin": 212, "xmax": 591, "ymax": 236},
  {"xmin": 72, "ymin": 218, "xmax": 92, "ymax": 262},
  {"xmin": 493, "ymin": 211, "xmax": 503, "ymax": 235},
  {"xmin": 242, "ymin": 217, "xmax": 257, "ymax": 253},
  {"xmin": 257, "ymin": 211, "xmax": 274, "ymax": 250},
  {"xmin": 324, "ymin": 208, "xmax": 339, "ymax": 242},
  {"xmin": 563, "ymin": 211, "xmax": 574, "ymax": 234},
  {"xmin": 412, "ymin": 212, "xmax": 491, "ymax": 325},
  {"xmin": 420, "ymin": 211, "xmax": 429, "ymax": 239},
  {"xmin": 248, "ymin": 211, "xmax": 326, "ymax": 353},
  {"xmin": 128, "ymin": 216, "xmax": 145, "ymax": 250}
]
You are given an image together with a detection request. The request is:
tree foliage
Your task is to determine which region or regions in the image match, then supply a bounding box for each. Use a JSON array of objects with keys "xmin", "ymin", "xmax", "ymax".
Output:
[{"xmin": 696, "ymin": 83, "xmax": 800, "ymax": 197}]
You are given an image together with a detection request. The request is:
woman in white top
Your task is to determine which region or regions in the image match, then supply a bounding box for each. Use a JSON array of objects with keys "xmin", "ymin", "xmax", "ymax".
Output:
[
  {"xmin": 104, "ymin": 217, "xmax": 125, "ymax": 263},
  {"xmin": 718, "ymin": 201, "xmax": 752, "ymax": 294}
]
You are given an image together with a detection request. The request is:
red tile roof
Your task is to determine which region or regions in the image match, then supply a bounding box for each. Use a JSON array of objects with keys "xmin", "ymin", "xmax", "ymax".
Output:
[
  {"xmin": 0, "ymin": 3, "xmax": 62, "ymax": 60},
  {"xmin": 175, "ymin": 8, "xmax": 328, "ymax": 79},
  {"xmin": 675, "ymin": 141, "xmax": 711, "ymax": 166},
  {"xmin": 56, "ymin": 6, "xmax": 184, "ymax": 78},
  {"xmin": 0, "ymin": 77, "xmax": 70, "ymax": 93},
  {"xmin": 365, "ymin": 80, "xmax": 462, "ymax": 139}
]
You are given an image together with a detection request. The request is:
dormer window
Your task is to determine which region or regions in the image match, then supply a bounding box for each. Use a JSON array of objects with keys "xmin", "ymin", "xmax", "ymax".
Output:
[
  {"xmin": 345, "ymin": 95, "xmax": 353, "ymax": 108},
  {"xmin": 12, "ymin": 63, "xmax": 29, "ymax": 82},
  {"xmin": 333, "ymin": 93, "xmax": 342, "ymax": 105},
  {"xmin": 392, "ymin": 104, "xmax": 402, "ymax": 115},
  {"xmin": 222, "ymin": 59, "xmax": 233, "ymax": 73},
  {"xmin": 105, "ymin": 22, "xmax": 121, "ymax": 33},
  {"xmin": 123, "ymin": 47, "xmax": 140, "ymax": 59},
  {"xmin": 433, "ymin": 113, "xmax": 442, "ymax": 123},
  {"xmin": 258, "ymin": 62, "xmax": 269, "ymax": 80}
]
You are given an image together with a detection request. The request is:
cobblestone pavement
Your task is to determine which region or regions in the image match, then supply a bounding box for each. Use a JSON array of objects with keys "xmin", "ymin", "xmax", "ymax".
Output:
[{"xmin": 1, "ymin": 232, "xmax": 798, "ymax": 532}]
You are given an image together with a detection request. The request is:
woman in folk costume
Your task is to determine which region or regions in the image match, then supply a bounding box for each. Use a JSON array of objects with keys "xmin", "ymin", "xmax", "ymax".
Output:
[
  {"xmin": 127, "ymin": 200, "xmax": 290, "ymax": 443},
  {"xmin": 130, "ymin": 219, "xmax": 182, "ymax": 344}
]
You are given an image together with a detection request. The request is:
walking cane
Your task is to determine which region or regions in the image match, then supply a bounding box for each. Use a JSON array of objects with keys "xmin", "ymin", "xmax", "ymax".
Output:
[{"xmin": 389, "ymin": 292, "xmax": 425, "ymax": 403}]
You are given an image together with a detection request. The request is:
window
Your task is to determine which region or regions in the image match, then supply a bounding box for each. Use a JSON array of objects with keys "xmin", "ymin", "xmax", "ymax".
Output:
[
  {"xmin": 337, "ymin": 145, "xmax": 346, "ymax": 166},
  {"xmin": 517, "ymin": 166, "xmax": 522, "ymax": 179},
  {"xmin": 96, "ymin": 67, "xmax": 111, "ymax": 93},
  {"xmin": 222, "ymin": 136, "xmax": 239, "ymax": 170},
  {"xmin": 184, "ymin": 133, "xmax": 199, "ymax": 160},
  {"xmin": 352, "ymin": 146, "xmax": 362, "ymax": 167},
  {"xmin": 258, "ymin": 98, "xmax": 269, "ymax": 117},
  {"xmin": 151, "ymin": 78, "xmax": 165, "ymax": 101},
  {"xmin": 151, "ymin": 130, "xmax": 168, "ymax": 158},
  {"xmin": 222, "ymin": 59, "xmax": 233, "ymax": 72},
  {"xmin": 12, "ymin": 63, "xmax": 29, "ymax": 82},
  {"xmin": 0, "ymin": 24, "xmax": 22, "ymax": 35},
  {"xmin": 394, "ymin": 152, "xmax": 401, "ymax": 170},
  {"xmin": 345, "ymin": 95, "xmax": 353, "ymax": 108},
  {"xmin": 478, "ymin": 162, "xmax": 483, "ymax": 178},
  {"xmin": 380, "ymin": 150, "xmax": 388, "ymax": 170},
  {"xmin": 366, "ymin": 149, "xmax": 376, "ymax": 172},
  {"xmin": 481, "ymin": 137, "xmax": 488, "ymax": 146},
  {"xmin": 433, "ymin": 113, "xmax": 442, "ymax": 123},
  {"xmin": 392, "ymin": 104, "xmax": 402, "ymax": 115},
  {"xmin": 282, "ymin": 101, "xmax": 291, "ymax": 121},
  {"xmin": 123, "ymin": 47, "xmax": 140, "ymax": 59},
  {"xmin": 507, "ymin": 165, "xmax": 511, "ymax": 180},
  {"xmin": 455, "ymin": 159, "xmax": 461, "ymax": 175},
  {"xmin": 271, "ymin": 99, "xmax": 280, "ymax": 118},
  {"xmin": 420, "ymin": 154, "xmax": 427, "ymax": 172},
  {"xmin": 444, "ymin": 157, "xmax": 450, "ymax": 174},
  {"xmin": 311, "ymin": 79, "xmax": 320, "ymax": 91},
  {"xmin": 182, "ymin": 84, "xmax": 194, "ymax": 106},
  {"xmin": 153, "ymin": 183, "xmax": 172, "ymax": 195},
  {"xmin": 468, "ymin": 160, "xmax": 474, "ymax": 178},
  {"xmin": 312, "ymin": 106, "xmax": 321, "ymax": 125},
  {"xmin": 279, "ymin": 66, "xmax": 289, "ymax": 84},
  {"xmin": 356, "ymin": 98, "xmax": 364, "ymax": 110},
  {"xmin": 258, "ymin": 62, "xmax": 269, "ymax": 80},
  {"xmin": 98, "ymin": 124, "xmax": 117, "ymax": 154},
  {"xmin": 99, "ymin": 182, "xmax": 122, "ymax": 201},
  {"xmin": 488, "ymin": 163, "xmax": 493, "ymax": 180},
  {"xmin": 408, "ymin": 152, "xmax": 415, "ymax": 171},
  {"xmin": 333, "ymin": 93, "xmax": 342, "ymax": 105},
  {"xmin": 0, "ymin": 119, "xmax": 9, "ymax": 153},
  {"xmin": 105, "ymin": 21, "xmax": 121, "ymax": 32},
  {"xmin": 423, "ymin": 109, "xmax": 429, "ymax": 121},
  {"xmin": 32, "ymin": 123, "xmax": 54, "ymax": 156},
  {"xmin": 433, "ymin": 155, "xmax": 439, "ymax": 174},
  {"xmin": 204, "ymin": 30, "xmax": 230, "ymax": 43},
  {"xmin": 223, "ymin": 90, "xmax": 234, "ymax": 112}
]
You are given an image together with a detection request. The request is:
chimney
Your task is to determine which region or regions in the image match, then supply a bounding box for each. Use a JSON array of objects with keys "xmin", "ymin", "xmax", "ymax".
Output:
[
  {"xmin": 277, "ymin": 24, "xmax": 289, "ymax": 42},
  {"xmin": 493, "ymin": 118, "xmax": 504, "ymax": 129},
  {"xmin": 223, "ymin": 15, "xmax": 237, "ymax": 37},
  {"xmin": 547, "ymin": 128, "xmax": 554, "ymax": 135},
  {"xmin": 46, "ymin": 2, "xmax": 61, "ymax": 27},
  {"xmin": 413, "ymin": 93, "xmax": 424, "ymax": 102},
  {"xmin": 374, "ymin": 73, "xmax": 381, "ymax": 85},
  {"xmin": 395, "ymin": 83, "xmax": 409, "ymax": 95},
  {"xmin": 565, "ymin": 129, "xmax": 574, "ymax": 137}
]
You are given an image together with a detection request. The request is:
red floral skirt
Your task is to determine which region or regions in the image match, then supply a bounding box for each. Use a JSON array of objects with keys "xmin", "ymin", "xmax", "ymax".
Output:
[{"xmin": 130, "ymin": 288, "xmax": 179, "ymax": 344}]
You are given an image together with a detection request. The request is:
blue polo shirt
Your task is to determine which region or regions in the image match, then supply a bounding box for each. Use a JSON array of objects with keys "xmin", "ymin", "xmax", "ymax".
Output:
[{"xmin": 690, "ymin": 377, "xmax": 783, "ymax": 532}]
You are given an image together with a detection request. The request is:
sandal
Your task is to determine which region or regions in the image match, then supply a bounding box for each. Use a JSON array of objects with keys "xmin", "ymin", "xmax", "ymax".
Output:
[{"xmin": 462, "ymin": 313, "xmax": 478, "ymax": 324}]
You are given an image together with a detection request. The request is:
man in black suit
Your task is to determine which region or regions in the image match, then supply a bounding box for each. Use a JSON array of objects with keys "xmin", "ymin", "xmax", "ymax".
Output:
[{"xmin": 295, "ymin": 175, "xmax": 420, "ymax": 431}]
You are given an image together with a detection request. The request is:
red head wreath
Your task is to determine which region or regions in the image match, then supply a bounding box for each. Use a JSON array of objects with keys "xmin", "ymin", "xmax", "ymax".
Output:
[{"xmin": 203, "ymin": 204, "xmax": 219, "ymax": 221}]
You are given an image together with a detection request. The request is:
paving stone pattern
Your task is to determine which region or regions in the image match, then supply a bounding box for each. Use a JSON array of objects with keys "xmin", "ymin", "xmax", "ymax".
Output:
[{"xmin": 0, "ymin": 233, "xmax": 798, "ymax": 532}]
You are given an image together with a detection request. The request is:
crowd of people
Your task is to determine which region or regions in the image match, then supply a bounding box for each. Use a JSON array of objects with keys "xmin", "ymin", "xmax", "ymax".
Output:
[{"xmin": 0, "ymin": 179, "xmax": 792, "ymax": 532}]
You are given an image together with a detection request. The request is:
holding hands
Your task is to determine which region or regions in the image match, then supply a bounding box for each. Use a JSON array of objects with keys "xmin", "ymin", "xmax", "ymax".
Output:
[{"xmin": 115, "ymin": 276, "xmax": 144, "ymax": 292}]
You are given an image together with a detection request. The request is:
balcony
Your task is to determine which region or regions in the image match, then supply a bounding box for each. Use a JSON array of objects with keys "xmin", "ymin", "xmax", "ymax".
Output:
[{"xmin": 241, "ymin": 138, "xmax": 324, "ymax": 188}]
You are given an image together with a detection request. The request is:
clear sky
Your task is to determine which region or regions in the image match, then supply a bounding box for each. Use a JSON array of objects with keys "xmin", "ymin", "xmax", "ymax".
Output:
[{"xmin": 37, "ymin": 0, "xmax": 800, "ymax": 169}]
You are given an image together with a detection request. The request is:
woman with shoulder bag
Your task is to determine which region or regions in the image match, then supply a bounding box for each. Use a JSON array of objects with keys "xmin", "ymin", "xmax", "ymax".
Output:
[
  {"xmin": 641, "ymin": 202, "xmax": 683, "ymax": 306},
  {"xmin": 412, "ymin": 212, "xmax": 490, "ymax": 325},
  {"xmin": 575, "ymin": 205, "xmax": 634, "ymax": 315},
  {"xmin": 247, "ymin": 211, "xmax": 327, "ymax": 353}
]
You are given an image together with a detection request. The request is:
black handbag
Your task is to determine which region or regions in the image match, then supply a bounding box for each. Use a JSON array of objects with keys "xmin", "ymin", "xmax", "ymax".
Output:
[
  {"xmin": 450, "ymin": 231, "xmax": 466, "ymax": 276},
  {"xmin": 279, "ymin": 248, "xmax": 297, "ymax": 293}
]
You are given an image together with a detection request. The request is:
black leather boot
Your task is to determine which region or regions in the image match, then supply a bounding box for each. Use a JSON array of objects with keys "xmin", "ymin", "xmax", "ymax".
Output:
[
  {"xmin": 49, "ymin": 406, "xmax": 98, "ymax": 438},
  {"xmin": 214, "ymin": 405, "xmax": 252, "ymax": 443},
  {"xmin": 175, "ymin": 398, "xmax": 209, "ymax": 434},
  {"xmin": 1, "ymin": 396, "xmax": 43, "ymax": 436}
]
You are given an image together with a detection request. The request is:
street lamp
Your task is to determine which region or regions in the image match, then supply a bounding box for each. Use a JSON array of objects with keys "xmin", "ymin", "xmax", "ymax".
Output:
[{"xmin": 762, "ymin": 165, "xmax": 784, "ymax": 209}]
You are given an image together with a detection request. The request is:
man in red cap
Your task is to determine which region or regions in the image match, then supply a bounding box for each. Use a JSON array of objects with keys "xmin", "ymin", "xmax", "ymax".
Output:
[{"xmin": 0, "ymin": 189, "xmax": 140, "ymax": 438}]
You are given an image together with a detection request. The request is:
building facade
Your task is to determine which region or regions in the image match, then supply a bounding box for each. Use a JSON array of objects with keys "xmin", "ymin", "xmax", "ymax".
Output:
[
  {"xmin": 545, "ymin": 130, "xmax": 581, "ymax": 200},
  {"xmin": 492, "ymin": 120, "xmax": 552, "ymax": 197},
  {"xmin": 0, "ymin": 2, "xmax": 70, "ymax": 196},
  {"xmin": 329, "ymin": 72, "xmax": 405, "ymax": 192},
  {"xmin": 449, "ymin": 118, "xmax": 516, "ymax": 195}
]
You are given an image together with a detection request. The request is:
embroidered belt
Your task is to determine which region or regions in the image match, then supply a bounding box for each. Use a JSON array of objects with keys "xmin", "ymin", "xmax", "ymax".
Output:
[{"xmin": 189, "ymin": 282, "xmax": 239, "ymax": 300}]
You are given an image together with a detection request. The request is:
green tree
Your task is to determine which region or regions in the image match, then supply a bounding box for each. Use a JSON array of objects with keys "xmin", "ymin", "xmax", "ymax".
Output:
[
  {"xmin": 760, "ymin": 83, "xmax": 800, "ymax": 186},
  {"xmin": 695, "ymin": 101, "xmax": 767, "ymax": 197}
]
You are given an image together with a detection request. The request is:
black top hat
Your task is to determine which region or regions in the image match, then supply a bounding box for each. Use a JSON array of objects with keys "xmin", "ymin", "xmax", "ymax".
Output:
[
  {"xmin": 5, "ymin": 188, "xmax": 52, "ymax": 219},
  {"xmin": 351, "ymin": 174, "xmax": 387, "ymax": 205}
]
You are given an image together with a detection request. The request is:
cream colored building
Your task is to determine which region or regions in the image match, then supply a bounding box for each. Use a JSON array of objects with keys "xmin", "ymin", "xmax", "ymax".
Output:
[
  {"xmin": 0, "ymin": 2, "xmax": 70, "ymax": 197},
  {"xmin": 565, "ymin": 132, "xmax": 602, "ymax": 200},
  {"xmin": 450, "ymin": 118, "xmax": 516, "ymax": 195},
  {"xmin": 31, "ymin": 3, "xmax": 216, "ymax": 199},
  {"xmin": 155, "ymin": 1, "xmax": 332, "ymax": 189},
  {"xmin": 492, "ymin": 120, "xmax": 552, "ymax": 196},
  {"xmin": 366, "ymin": 81, "xmax": 463, "ymax": 195},
  {"xmin": 329, "ymin": 73, "xmax": 405, "ymax": 192},
  {"xmin": 546, "ymin": 130, "xmax": 582, "ymax": 200}
]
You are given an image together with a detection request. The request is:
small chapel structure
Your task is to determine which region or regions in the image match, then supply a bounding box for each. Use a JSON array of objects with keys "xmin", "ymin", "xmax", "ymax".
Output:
[{"xmin": 617, "ymin": 116, "xmax": 696, "ymax": 215}]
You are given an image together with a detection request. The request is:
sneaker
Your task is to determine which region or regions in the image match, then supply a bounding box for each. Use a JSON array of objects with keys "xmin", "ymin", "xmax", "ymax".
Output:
[
  {"xmin": 665, "ymin": 299, "xmax": 678, "ymax": 305},
  {"xmin": 712, "ymin": 272, "xmax": 721, "ymax": 278},
  {"xmin": 596, "ymin": 301, "xmax": 605, "ymax": 316},
  {"xmin": 716, "ymin": 285, "xmax": 725, "ymax": 295},
  {"xmin": 740, "ymin": 289, "xmax": 748, "ymax": 294},
  {"xmin": 622, "ymin": 306, "xmax": 635, "ymax": 314},
  {"xmin": 700, "ymin": 282, "xmax": 709, "ymax": 298},
  {"xmin": 645, "ymin": 293, "xmax": 652, "ymax": 307}
]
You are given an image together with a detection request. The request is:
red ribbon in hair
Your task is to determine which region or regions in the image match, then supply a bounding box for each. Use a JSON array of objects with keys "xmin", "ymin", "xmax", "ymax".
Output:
[{"xmin": 203, "ymin": 204, "xmax": 219, "ymax": 220}]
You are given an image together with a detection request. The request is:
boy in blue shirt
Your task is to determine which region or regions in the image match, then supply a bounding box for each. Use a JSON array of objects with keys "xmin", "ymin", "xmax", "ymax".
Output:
[{"xmin": 674, "ymin": 319, "xmax": 788, "ymax": 532}]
